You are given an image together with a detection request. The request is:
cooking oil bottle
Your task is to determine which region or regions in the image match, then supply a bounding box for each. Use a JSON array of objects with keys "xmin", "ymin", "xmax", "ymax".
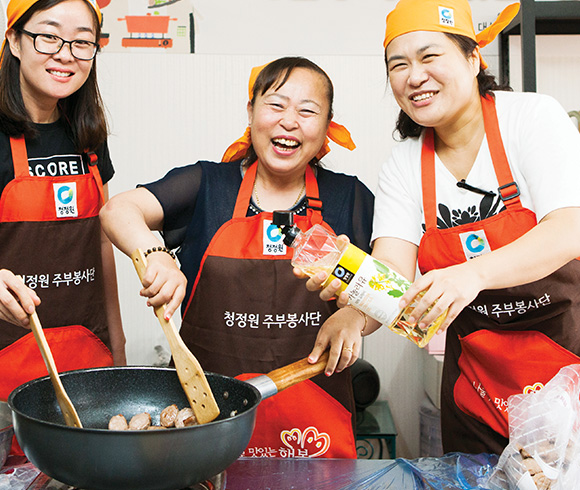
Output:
[{"xmin": 273, "ymin": 211, "xmax": 447, "ymax": 347}]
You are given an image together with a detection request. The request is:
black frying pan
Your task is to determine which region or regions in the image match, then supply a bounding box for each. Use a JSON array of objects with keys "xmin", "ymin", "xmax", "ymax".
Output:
[{"xmin": 8, "ymin": 353, "xmax": 328, "ymax": 490}]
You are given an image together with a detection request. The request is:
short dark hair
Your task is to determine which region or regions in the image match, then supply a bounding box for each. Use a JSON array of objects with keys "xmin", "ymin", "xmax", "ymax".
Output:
[
  {"xmin": 244, "ymin": 56, "xmax": 334, "ymax": 166},
  {"xmin": 386, "ymin": 33, "xmax": 512, "ymax": 140},
  {"xmin": 0, "ymin": 0, "xmax": 107, "ymax": 152}
]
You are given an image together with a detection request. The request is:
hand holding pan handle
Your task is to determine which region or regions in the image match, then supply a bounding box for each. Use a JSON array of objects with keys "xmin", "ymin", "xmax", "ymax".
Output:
[{"xmin": 131, "ymin": 249, "xmax": 220, "ymax": 425}]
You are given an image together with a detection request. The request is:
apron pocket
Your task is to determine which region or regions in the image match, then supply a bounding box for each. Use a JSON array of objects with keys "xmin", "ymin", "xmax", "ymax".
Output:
[
  {"xmin": 236, "ymin": 374, "xmax": 357, "ymax": 459},
  {"xmin": 0, "ymin": 325, "xmax": 113, "ymax": 401},
  {"xmin": 454, "ymin": 329, "xmax": 580, "ymax": 437}
]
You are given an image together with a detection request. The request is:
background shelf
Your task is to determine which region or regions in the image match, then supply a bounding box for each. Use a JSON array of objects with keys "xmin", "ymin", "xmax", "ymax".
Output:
[{"xmin": 499, "ymin": 0, "xmax": 580, "ymax": 92}]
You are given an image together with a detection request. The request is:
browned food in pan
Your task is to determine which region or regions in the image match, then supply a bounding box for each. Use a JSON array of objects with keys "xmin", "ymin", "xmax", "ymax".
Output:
[
  {"xmin": 128, "ymin": 412, "xmax": 151, "ymax": 430},
  {"xmin": 160, "ymin": 404, "xmax": 179, "ymax": 428},
  {"xmin": 175, "ymin": 408, "xmax": 197, "ymax": 428},
  {"xmin": 108, "ymin": 414, "xmax": 128, "ymax": 431}
]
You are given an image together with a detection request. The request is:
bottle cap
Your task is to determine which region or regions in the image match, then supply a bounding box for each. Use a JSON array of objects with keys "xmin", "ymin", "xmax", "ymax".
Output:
[
  {"xmin": 272, "ymin": 211, "xmax": 294, "ymax": 227},
  {"xmin": 272, "ymin": 211, "xmax": 299, "ymax": 246}
]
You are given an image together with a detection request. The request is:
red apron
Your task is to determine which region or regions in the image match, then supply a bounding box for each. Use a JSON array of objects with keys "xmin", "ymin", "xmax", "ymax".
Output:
[
  {"xmin": 180, "ymin": 162, "xmax": 357, "ymax": 458},
  {"xmin": 417, "ymin": 96, "xmax": 580, "ymax": 455},
  {"xmin": 0, "ymin": 136, "xmax": 113, "ymax": 402}
]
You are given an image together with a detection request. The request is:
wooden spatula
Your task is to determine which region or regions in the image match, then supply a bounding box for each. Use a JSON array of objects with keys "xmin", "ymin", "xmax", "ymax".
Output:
[
  {"xmin": 28, "ymin": 311, "xmax": 83, "ymax": 428},
  {"xmin": 131, "ymin": 249, "xmax": 220, "ymax": 425}
]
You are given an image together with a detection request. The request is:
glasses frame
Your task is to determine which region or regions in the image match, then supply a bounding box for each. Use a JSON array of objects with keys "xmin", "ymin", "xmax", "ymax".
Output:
[{"xmin": 19, "ymin": 29, "xmax": 100, "ymax": 61}]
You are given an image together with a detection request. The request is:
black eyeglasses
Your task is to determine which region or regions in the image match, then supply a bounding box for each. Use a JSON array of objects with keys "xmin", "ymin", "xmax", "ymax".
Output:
[{"xmin": 20, "ymin": 29, "xmax": 99, "ymax": 61}]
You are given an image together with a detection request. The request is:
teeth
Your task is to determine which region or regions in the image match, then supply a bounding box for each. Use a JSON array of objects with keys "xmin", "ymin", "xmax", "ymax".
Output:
[
  {"xmin": 273, "ymin": 138, "xmax": 299, "ymax": 148},
  {"xmin": 413, "ymin": 92, "xmax": 435, "ymax": 102},
  {"xmin": 48, "ymin": 70, "xmax": 72, "ymax": 77}
]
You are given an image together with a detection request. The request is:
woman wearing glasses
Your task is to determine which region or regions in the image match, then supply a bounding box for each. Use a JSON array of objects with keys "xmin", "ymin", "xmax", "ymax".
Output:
[{"xmin": 0, "ymin": 0, "xmax": 126, "ymax": 405}]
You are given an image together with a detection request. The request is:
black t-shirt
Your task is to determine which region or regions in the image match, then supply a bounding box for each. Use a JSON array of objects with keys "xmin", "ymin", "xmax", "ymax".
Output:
[
  {"xmin": 0, "ymin": 119, "xmax": 114, "ymax": 196},
  {"xmin": 142, "ymin": 160, "xmax": 375, "ymax": 304}
]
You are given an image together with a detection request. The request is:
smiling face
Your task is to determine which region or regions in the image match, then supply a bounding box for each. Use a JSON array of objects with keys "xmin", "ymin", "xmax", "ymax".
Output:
[
  {"xmin": 247, "ymin": 67, "xmax": 331, "ymax": 181},
  {"xmin": 386, "ymin": 30, "xmax": 480, "ymax": 133},
  {"xmin": 6, "ymin": 0, "xmax": 97, "ymax": 122}
]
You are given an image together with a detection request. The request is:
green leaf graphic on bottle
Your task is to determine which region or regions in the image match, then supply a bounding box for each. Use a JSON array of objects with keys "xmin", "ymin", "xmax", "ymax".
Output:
[{"xmin": 369, "ymin": 259, "xmax": 411, "ymax": 296}]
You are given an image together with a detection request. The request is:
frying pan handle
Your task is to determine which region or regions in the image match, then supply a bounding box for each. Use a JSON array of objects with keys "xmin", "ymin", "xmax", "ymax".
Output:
[{"xmin": 267, "ymin": 351, "xmax": 330, "ymax": 393}]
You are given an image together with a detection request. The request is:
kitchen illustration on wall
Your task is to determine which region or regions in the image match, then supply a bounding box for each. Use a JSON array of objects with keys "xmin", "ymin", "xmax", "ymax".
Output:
[{"xmin": 97, "ymin": 0, "xmax": 195, "ymax": 53}]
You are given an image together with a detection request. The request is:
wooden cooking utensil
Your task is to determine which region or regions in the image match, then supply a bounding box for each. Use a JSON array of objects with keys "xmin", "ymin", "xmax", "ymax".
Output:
[
  {"xmin": 28, "ymin": 311, "xmax": 83, "ymax": 428},
  {"xmin": 131, "ymin": 249, "xmax": 220, "ymax": 424}
]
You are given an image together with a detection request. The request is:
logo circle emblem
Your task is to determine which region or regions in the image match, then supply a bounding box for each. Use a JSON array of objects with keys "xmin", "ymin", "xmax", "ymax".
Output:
[
  {"xmin": 441, "ymin": 8, "xmax": 452, "ymax": 19},
  {"xmin": 266, "ymin": 224, "xmax": 282, "ymax": 242},
  {"xmin": 334, "ymin": 266, "xmax": 346, "ymax": 279},
  {"xmin": 57, "ymin": 186, "xmax": 74, "ymax": 205},
  {"xmin": 465, "ymin": 233, "xmax": 485, "ymax": 253}
]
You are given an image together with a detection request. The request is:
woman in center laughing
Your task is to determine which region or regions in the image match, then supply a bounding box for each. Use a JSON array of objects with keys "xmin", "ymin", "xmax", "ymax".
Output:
[{"xmin": 100, "ymin": 56, "xmax": 374, "ymax": 458}]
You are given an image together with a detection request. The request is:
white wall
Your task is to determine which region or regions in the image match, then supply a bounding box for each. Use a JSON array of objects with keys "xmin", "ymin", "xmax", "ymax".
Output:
[{"xmin": 0, "ymin": 0, "xmax": 572, "ymax": 459}]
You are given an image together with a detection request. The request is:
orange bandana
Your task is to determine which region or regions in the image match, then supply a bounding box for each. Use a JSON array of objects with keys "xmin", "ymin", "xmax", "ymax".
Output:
[
  {"xmin": 5, "ymin": 0, "xmax": 102, "ymax": 31},
  {"xmin": 383, "ymin": 0, "xmax": 519, "ymax": 69},
  {"xmin": 222, "ymin": 62, "xmax": 356, "ymax": 163}
]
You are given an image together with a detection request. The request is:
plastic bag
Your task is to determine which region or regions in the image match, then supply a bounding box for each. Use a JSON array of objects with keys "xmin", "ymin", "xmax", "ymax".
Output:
[
  {"xmin": 400, "ymin": 452, "xmax": 499, "ymax": 490},
  {"xmin": 488, "ymin": 364, "xmax": 580, "ymax": 490}
]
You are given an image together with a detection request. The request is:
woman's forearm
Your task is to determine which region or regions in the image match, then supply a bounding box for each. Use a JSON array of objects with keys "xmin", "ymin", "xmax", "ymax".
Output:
[
  {"xmin": 468, "ymin": 207, "xmax": 580, "ymax": 291},
  {"xmin": 99, "ymin": 188, "xmax": 166, "ymax": 258}
]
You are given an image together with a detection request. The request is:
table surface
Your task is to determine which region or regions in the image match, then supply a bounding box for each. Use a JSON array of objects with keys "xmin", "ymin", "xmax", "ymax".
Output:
[{"xmin": 1, "ymin": 453, "xmax": 499, "ymax": 490}]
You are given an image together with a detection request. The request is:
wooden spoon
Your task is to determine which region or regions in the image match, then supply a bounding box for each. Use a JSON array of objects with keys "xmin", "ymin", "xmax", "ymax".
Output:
[
  {"xmin": 28, "ymin": 311, "xmax": 83, "ymax": 428},
  {"xmin": 131, "ymin": 249, "xmax": 220, "ymax": 424}
]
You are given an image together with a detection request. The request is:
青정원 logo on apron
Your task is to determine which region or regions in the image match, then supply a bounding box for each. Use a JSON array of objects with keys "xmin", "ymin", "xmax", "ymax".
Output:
[
  {"xmin": 459, "ymin": 230, "xmax": 491, "ymax": 260},
  {"xmin": 53, "ymin": 182, "xmax": 78, "ymax": 218},
  {"xmin": 263, "ymin": 219, "xmax": 287, "ymax": 256}
]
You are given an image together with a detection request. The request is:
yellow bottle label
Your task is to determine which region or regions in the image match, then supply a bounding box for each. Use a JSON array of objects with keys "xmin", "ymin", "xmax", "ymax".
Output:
[
  {"xmin": 325, "ymin": 244, "xmax": 410, "ymax": 325},
  {"xmin": 322, "ymin": 242, "xmax": 447, "ymax": 348},
  {"xmin": 325, "ymin": 244, "xmax": 367, "ymax": 293}
]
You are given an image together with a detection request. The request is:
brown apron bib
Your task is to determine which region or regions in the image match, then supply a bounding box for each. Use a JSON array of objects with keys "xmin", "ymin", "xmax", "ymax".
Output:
[
  {"xmin": 0, "ymin": 136, "xmax": 113, "ymax": 402},
  {"xmin": 180, "ymin": 162, "xmax": 356, "ymax": 458},
  {"xmin": 417, "ymin": 96, "xmax": 580, "ymax": 455}
]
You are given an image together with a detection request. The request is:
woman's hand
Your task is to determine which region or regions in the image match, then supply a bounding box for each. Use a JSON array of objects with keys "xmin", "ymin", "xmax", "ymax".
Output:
[
  {"xmin": 138, "ymin": 252, "xmax": 187, "ymax": 321},
  {"xmin": 399, "ymin": 263, "xmax": 485, "ymax": 333},
  {"xmin": 100, "ymin": 188, "xmax": 186, "ymax": 321},
  {"xmin": 0, "ymin": 269, "xmax": 41, "ymax": 328},
  {"xmin": 293, "ymin": 234, "xmax": 350, "ymax": 307},
  {"xmin": 308, "ymin": 306, "xmax": 367, "ymax": 375}
]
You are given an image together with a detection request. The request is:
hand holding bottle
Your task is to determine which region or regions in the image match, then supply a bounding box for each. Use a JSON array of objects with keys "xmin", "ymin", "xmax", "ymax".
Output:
[
  {"xmin": 399, "ymin": 262, "xmax": 484, "ymax": 334},
  {"xmin": 276, "ymin": 211, "xmax": 447, "ymax": 348},
  {"xmin": 293, "ymin": 234, "xmax": 351, "ymax": 307}
]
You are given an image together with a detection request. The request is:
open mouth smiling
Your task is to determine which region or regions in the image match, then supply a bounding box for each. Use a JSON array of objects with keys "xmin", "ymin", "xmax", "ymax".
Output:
[
  {"xmin": 272, "ymin": 137, "xmax": 301, "ymax": 152},
  {"xmin": 411, "ymin": 91, "xmax": 436, "ymax": 102},
  {"xmin": 47, "ymin": 69, "xmax": 73, "ymax": 78}
]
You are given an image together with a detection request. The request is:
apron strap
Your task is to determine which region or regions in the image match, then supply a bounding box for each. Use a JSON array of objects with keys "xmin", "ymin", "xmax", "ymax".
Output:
[
  {"xmin": 233, "ymin": 162, "xmax": 323, "ymax": 223},
  {"xmin": 421, "ymin": 129, "xmax": 437, "ymax": 231},
  {"xmin": 421, "ymin": 95, "xmax": 523, "ymax": 231},
  {"xmin": 233, "ymin": 161, "xmax": 257, "ymax": 219},
  {"xmin": 304, "ymin": 165, "xmax": 323, "ymax": 225},
  {"xmin": 9, "ymin": 136, "xmax": 30, "ymax": 178},
  {"xmin": 481, "ymin": 95, "xmax": 522, "ymax": 207},
  {"xmin": 86, "ymin": 152, "xmax": 106, "ymax": 206}
]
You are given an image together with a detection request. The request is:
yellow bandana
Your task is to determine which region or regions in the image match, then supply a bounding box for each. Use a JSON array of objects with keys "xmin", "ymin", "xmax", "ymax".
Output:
[
  {"xmin": 222, "ymin": 62, "xmax": 356, "ymax": 163},
  {"xmin": 383, "ymin": 0, "xmax": 520, "ymax": 69},
  {"xmin": 5, "ymin": 0, "xmax": 102, "ymax": 32}
]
